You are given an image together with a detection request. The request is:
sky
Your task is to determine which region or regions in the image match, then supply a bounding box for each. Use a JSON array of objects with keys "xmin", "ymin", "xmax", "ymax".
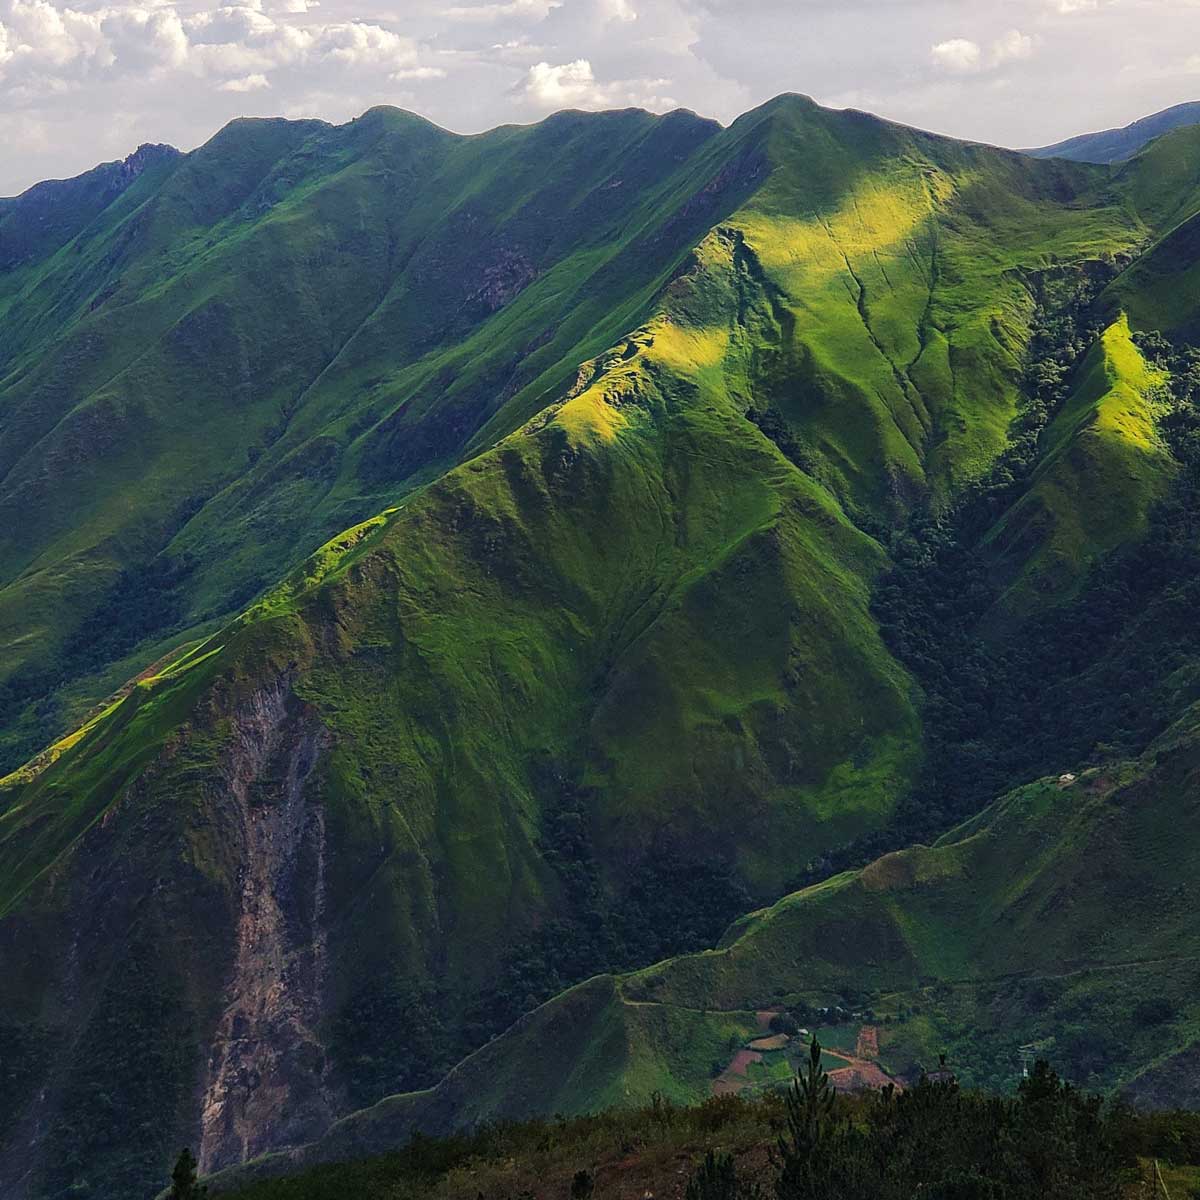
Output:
[{"xmin": 2, "ymin": 0, "xmax": 1200, "ymax": 195}]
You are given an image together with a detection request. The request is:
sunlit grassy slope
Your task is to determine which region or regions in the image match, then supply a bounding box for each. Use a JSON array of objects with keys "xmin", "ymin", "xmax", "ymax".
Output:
[
  {"xmin": 987, "ymin": 316, "xmax": 1174, "ymax": 609},
  {"xmin": 3, "ymin": 95, "xmax": 1200, "ymax": 1200},
  {"xmin": 0, "ymin": 104, "xmax": 748, "ymax": 769}
]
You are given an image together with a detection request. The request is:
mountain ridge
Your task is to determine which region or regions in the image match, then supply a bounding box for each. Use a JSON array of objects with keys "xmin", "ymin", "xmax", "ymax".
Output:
[
  {"xmin": 2, "ymin": 92, "xmax": 1200, "ymax": 1199},
  {"xmin": 1027, "ymin": 99, "xmax": 1200, "ymax": 164}
]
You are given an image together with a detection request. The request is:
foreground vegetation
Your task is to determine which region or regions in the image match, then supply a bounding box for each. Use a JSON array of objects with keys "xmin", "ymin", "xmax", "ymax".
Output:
[{"xmin": 197, "ymin": 1046, "xmax": 1200, "ymax": 1200}]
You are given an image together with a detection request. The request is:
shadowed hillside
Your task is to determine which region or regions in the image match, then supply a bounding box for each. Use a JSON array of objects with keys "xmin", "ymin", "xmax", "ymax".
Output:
[{"xmin": 210, "ymin": 703, "xmax": 1200, "ymax": 1191}]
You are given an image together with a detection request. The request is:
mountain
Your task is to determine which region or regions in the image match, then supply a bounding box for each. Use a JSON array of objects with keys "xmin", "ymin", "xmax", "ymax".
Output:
[
  {"xmin": 0, "ymin": 103, "xmax": 748, "ymax": 775},
  {"xmin": 1026, "ymin": 100, "xmax": 1200, "ymax": 163},
  {"xmin": 3, "ymin": 96, "xmax": 1200, "ymax": 1200},
  {"xmin": 0, "ymin": 143, "xmax": 182, "ymax": 270}
]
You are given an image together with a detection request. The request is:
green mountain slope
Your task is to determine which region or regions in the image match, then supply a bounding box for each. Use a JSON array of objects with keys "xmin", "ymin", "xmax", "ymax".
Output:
[
  {"xmin": 0, "ymin": 97, "xmax": 1162, "ymax": 775},
  {"xmin": 986, "ymin": 315, "xmax": 1174, "ymax": 610},
  {"xmin": 0, "ymin": 143, "xmax": 181, "ymax": 269},
  {"xmin": 2, "ymin": 95, "xmax": 1200, "ymax": 1200},
  {"xmin": 0, "ymin": 103, "xmax": 751, "ymax": 773}
]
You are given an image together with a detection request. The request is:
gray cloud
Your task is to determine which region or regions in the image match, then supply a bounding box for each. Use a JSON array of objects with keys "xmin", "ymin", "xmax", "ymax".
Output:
[{"xmin": 1, "ymin": 0, "xmax": 1198, "ymax": 193}]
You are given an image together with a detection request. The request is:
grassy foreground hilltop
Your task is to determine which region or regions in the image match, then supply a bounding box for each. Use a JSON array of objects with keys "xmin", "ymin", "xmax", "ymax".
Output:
[
  {"xmin": 211, "ymin": 1070, "xmax": 1200, "ymax": 1200},
  {"xmin": 3, "ymin": 97, "xmax": 1200, "ymax": 1199}
]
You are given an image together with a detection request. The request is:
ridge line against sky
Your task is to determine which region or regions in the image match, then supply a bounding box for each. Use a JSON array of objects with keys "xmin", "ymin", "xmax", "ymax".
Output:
[
  {"xmin": 0, "ymin": 0, "xmax": 1198, "ymax": 195},
  {"xmin": 9, "ymin": 90, "xmax": 1193, "ymax": 203}
]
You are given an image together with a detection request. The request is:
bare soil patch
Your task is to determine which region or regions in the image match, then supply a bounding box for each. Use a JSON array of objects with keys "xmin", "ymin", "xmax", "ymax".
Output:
[
  {"xmin": 749, "ymin": 1034, "xmax": 790, "ymax": 1052},
  {"xmin": 855, "ymin": 1025, "xmax": 879, "ymax": 1059},
  {"xmin": 712, "ymin": 1050, "xmax": 764, "ymax": 1095}
]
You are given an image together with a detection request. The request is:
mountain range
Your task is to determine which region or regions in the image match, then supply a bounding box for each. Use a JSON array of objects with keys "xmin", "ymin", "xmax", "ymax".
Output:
[
  {"xmin": 1027, "ymin": 100, "xmax": 1200, "ymax": 164},
  {"xmin": 2, "ymin": 96, "xmax": 1200, "ymax": 1200}
]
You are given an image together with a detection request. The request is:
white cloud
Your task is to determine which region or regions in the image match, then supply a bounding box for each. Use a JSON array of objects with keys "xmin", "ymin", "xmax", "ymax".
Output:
[
  {"xmin": 930, "ymin": 30, "xmax": 1034, "ymax": 75},
  {"xmin": 516, "ymin": 56, "xmax": 675, "ymax": 111},
  {"xmin": 391, "ymin": 64, "xmax": 446, "ymax": 80},
  {"xmin": 310, "ymin": 21, "xmax": 416, "ymax": 69},
  {"xmin": 520, "ymin": 57, "xmax": 598, "ymax": 106},
  {"xmin": 184, "ymin": 11, "xmax": 419, "ymax": 81},
  {"xmin": 991, "ymin": 29, "xmax": 1034, "ymax": 64},
  {"xmin": 445, "ymin": 0, "xmax": 560, "ymax": 23},
  {"xmin": 186, "ymin": 7, "xmax": 280, "ymax": 46},
  {"xmin": 185, "ymin": 8, "xmax": 309, "ymax": 78},
  {"xmin": 930, "ymin": 37, "xmax": 982, "ymax": 74},
  {"xmin": 0, "ymin": 4, "xmax": 419, "ymax": 91},
  {"xmin": 599, "ymin": 0, "xmax": 636, "ymax": 22},
  {"xmin": 219, "ymin": 70, "xmax": 269, "ymax": 90},
  {"xmin": 0, "ymin": 0, "xmax": 107, "ymax": 76},
  {"xmin": 102, "ymin": 8, "xmax": 189, "ymax": 72}
]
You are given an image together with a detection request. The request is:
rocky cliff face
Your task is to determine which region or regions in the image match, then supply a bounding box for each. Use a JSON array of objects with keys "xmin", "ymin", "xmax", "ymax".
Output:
[
  {"xmin": 197, "ymin": 678, "xmax": 333, "ymax": 1173},
  {"xmin": 0, "ymin": 660, "xmax": 344, "ymax": 1197}
]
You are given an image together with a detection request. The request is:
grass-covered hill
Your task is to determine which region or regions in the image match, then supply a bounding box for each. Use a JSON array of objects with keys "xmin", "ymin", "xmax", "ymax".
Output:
[
  {"xmin": 0, "ymin": 102, "xmax": 762, "ymax": 774},
  {"xmin": 3, "ymin": 97, "xmax": 1200, "ymax": 1200}
]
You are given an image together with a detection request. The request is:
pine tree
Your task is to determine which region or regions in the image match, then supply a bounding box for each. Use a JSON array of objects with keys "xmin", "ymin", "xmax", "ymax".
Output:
[
  {"xmin": 686, "ymin": 1149, "xmax": 740, "ymax": 1200},
  {"xmin": 169, "ymin": 1148, "xmax": 207, "ymax": 1199},
  {"xmin": 775, "ymin": 1038, "xmax": 855, "ymax": 1200}
]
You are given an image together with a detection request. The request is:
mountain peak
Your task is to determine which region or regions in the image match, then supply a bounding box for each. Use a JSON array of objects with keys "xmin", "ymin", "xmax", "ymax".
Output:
[
  {"xmin": 121, "ymin": 142, "xmax": 180, "ymax": 178},
  {"xmin": 758, "ymin": 91, "xmax": 822, "ymax": 110},
  {"xmin": 0, "ymin": 140, "xmax": 182, "ymax": 268}
]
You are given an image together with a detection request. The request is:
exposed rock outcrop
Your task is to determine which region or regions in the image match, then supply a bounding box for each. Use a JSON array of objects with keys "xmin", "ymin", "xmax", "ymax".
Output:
[{"xmin": 198, "ymin": 679, "xmax": 334, "ymax": 1174}]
